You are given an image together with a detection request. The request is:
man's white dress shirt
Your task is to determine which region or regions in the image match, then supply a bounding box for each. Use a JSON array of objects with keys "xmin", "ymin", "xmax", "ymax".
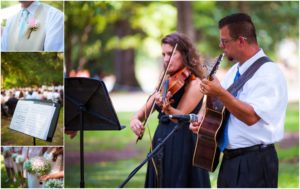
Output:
[
  {"xmin": 1, "ymin": 1, "xmax": 63, "ymax": 51},
  {"xmin": 221, "ymin": 49, "xmax": 288, "ymax": 149}
]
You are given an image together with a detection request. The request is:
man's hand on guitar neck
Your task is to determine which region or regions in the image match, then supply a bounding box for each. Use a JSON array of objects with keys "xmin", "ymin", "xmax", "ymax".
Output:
[{"xmin": 200, "ymin": 76, "xmax": 224, "ymax": 97}]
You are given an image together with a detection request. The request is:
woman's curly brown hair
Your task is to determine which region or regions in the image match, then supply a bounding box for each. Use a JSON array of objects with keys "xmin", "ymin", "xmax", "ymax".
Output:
[{"xmin": 161, "ymin": 33, "xmax": 206, "ymax": 79}]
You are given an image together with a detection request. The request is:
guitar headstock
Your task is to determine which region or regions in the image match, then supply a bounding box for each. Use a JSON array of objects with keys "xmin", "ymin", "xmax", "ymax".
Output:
[{"xmin": 208, "ymin": 53, "xmax": 224, "ymax": 80}]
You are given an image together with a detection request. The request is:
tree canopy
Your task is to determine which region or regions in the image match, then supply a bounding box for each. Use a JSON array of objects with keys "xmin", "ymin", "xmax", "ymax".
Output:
[
  {"xmin": 64, "ymin": 1, "xmax": 298, "ymax": 91},
  {"xmin": 1, "ymin": 52, "xmax": 63, "ymax": 89}
]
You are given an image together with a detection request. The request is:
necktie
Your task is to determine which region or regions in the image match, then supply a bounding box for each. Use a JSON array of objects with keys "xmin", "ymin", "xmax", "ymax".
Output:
[
  {"xmin": 218, "ymin": 68, "xmax": 240, "ymax": 152},
  {"xmin": 19, "ymin": 9, "xmax": 29, "ymax": 39}
]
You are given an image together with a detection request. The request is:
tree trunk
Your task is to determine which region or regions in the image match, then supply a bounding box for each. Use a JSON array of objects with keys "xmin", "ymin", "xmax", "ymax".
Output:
[
  {"xmin": 112, "ymin": 20, "xmax": 141, "ymax": 91},
  {"xmin": 176, "ymin": 1, "xmax": 195, "ymax": 41},
  {"xmin": 77, "ymin": 20, "xmax": 92, "ymax": 71},
  {"xmin": 238, "ymin": 1, "xmax": 247, "ymax": 12}
]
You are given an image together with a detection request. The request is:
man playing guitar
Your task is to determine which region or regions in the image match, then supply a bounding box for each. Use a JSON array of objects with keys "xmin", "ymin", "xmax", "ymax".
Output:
[{"xmin": 190, "ymin": 13, "xmax": 288, "ymax": 188}]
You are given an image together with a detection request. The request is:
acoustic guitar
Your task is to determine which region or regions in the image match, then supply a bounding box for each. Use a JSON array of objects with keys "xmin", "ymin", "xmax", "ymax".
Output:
[{"xmin": 193, "ymin": 53, "xmax": 226, "ymax": 172}]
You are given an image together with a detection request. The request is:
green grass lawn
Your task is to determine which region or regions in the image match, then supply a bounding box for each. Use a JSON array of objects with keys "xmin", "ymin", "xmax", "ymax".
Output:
[
  {"xmin": 63, "ymin": 103, "xmax": 299, "ymax": 188},
  {"xmin": 1, "ymin": 108, "xmax": 64, "ymax": 146},
  {"xmin": 284, "ymin": 102, "xmax": 299, "ymax": 132}
]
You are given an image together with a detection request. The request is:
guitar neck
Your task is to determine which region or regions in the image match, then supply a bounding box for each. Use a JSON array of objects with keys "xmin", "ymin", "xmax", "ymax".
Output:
[{"xmin": 207, "ymin": 53, "xmax": 224, "ymax": 80}]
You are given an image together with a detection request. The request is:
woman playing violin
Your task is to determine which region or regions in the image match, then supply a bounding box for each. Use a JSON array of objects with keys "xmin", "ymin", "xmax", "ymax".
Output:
[{"xmin": 130, "ymin": 33, "xmax": 210, "ymax": 188}]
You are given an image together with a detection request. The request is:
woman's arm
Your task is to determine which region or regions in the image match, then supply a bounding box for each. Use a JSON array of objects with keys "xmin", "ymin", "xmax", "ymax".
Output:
[
  {"xmin": 40, "ymin": 171, "xmax": 64, "ymax": 181},
  {"xmin": 130, "ymin": 93, "xmax": 156, "ymax": 137}
]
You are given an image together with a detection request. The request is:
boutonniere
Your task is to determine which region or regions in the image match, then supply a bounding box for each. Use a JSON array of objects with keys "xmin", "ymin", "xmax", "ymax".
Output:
[{"xmin": 25, "ymin": 17, "xmax": 39, "ymax": 39}]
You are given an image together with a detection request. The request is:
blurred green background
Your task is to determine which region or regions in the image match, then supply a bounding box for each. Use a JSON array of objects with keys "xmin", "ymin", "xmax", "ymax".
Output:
[{"xmin": 64, "ymin": 1, "xmax": 298, "ymax": 92}]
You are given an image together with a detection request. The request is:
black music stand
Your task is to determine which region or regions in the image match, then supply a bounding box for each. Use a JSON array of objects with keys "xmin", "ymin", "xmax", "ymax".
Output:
[
  {"xmin": 65, "ymin": 77, "xmax": 125, "ymax": 188},
  {"xmin": 9, "ymin": 99, "xmax": 60, "ymax": 145}
]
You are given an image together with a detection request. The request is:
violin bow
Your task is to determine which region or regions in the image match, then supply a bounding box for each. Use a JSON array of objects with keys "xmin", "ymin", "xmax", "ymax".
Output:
[{"xmin": 136, "ymin": 43, "xmax": 178, "ymax": 143}]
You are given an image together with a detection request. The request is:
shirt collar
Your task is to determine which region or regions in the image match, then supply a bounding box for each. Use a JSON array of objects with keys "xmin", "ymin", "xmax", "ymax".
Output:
[
  {"xmin": 22, "ymin": 1, "xmax": 40, "ymax": 16},
  {"xmin": 237, "ymin": 48, "xmax": 266, "ymax": 75}
]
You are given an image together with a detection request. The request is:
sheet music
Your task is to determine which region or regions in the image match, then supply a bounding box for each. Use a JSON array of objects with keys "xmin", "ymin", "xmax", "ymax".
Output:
[{"xmin": 10, "ymin": 100, "xmax": 56, "ymax": 140}]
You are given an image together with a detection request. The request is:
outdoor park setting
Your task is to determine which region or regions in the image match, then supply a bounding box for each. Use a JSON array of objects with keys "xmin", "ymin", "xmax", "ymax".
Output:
[
  {"xmin": 64, "ymin": 1, "xmax": 299, "ymax": 188},
  {"xmin": 1, "ymin": 52, "xmax": 64, "ymax": 146}
]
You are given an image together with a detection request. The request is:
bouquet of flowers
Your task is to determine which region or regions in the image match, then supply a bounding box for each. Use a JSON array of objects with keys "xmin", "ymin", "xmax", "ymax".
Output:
[
  {"xmin": 11, "ymin": 153, "xmax": 19, "ymax": 161},
  {"xmin": 16, "ymin": 155, "xmax": 25, "ymax": 164},
  {"xmin": 29, "ymin": 156, "xmax": 51, "ymax": 176},
  {"xmin": 23, "ymin": 159, "xmax": 33, "ymax": 173},
  {"xmin": 44, "ymin": 178, "xmax": 64, "ymax": 188}
]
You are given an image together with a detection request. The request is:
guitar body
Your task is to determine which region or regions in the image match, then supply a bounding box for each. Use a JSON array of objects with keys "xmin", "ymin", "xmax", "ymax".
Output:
[
  {"xmin": 193, "ymin": 96, "xmax": 227, "ymax": 172},
  {"xmin": 192, "ymin": 54, "xmax": 225, "ymax": 172}
]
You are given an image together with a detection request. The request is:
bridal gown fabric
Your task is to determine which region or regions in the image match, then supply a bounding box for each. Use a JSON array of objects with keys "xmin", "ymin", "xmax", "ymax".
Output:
[
  {"xmin": 27, "ymin": 147, "xmax": 43, "ymax": 188},
  {"xmin": 42, "ymin": 149, "xmax": 63, "ymax": 188},
  {"xmin": 21, "ymin": 147, "xmax": 28, "ymax": 178}
]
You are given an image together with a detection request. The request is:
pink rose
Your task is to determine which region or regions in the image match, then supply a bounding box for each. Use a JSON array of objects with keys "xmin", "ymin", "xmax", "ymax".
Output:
[
  {"xmin": 28, "ymin": 17, "xmax": 39, "ymax": 28},
  {"xmin": 25, "ymin": 17, "xmax": 39, "ymax": 39}
]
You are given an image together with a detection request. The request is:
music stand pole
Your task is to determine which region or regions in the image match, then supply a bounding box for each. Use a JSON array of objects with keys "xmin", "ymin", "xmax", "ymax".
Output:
[
  {"xmin": 65, "ymin": 78, "xmax": 126, "ymax": 188},
  {"xmin": 80, "ymin": 105, "xmax": 85, "ymax": 188},
  {"xmin": 118, "ymin": 121, "xmax": 184, "ymax": 188}
]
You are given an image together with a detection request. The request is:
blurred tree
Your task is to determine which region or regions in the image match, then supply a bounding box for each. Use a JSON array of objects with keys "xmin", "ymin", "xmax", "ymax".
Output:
[
  {"xmin": 65, "ymin": 1, "xmax": 176, "ymax": 91},
  {"xmin": 193, "ymin": 1, "xmax": 299, "ymax": 63},
  {"xmin": 65, "ymin": 1, "xmax": 142, "ymax": 90},
  {"xmin": 1, "ymin": 1, "xmax": 18, "ymax": 8},
  {"xmin": 110, "ymin": 2, "xmax": 145, "ymax": 91},
  {"xmin": 1, "ymin": 52, "xmax": 63, "ymax": 88},
  {"xmin": 177, "ymin": 1, "xmax": 195, "ymax": 41},
  {"xmin": 65, "ymin": 1, "xmax": 298, "ymax": 90}
]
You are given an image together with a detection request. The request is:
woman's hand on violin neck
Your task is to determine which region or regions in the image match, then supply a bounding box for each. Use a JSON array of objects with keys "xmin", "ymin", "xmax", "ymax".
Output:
[
  {"xmin": 130, "ymin": 118, "xmax": 145, "ymax": 137},
  {"xmin": 154, "ymin": 92, "xmax": 163, "ymax": 108},
  {"xmin": 155, "ymin": 91, "xmax": 173, "ymax": 110}
]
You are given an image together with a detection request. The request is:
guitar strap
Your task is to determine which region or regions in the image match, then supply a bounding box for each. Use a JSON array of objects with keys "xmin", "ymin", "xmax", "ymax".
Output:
[
  {"xmin": 222, "ymin": 56, "xmax": 271, "ymax": 122},
  {"xmin": 227, "ymin": 56, "xmax": 271, "ymax": 96}
]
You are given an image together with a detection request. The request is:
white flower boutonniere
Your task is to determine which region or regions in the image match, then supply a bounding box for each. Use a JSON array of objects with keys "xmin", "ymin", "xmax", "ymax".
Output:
[{"xmin": 26, "ymin": 17, "xmax": 39, "ymax": 39}]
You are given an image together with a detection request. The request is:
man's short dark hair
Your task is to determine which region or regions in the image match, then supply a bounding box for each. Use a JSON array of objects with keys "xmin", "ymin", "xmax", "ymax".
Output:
[{"xmin": 219, "ymin": 13, "xmax": 257, "ymax": 44}]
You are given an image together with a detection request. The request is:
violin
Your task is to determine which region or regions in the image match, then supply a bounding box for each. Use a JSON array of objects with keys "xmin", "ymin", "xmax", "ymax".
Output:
[
  {"xmin": 163, "ymin": 67, "xmax": 195, "ymax": 96},
  {"xmin": 161, "ymin": 67, "xmax": 195, "ymax": 110},
  {"xmin": 136, "ymin": 44, "xmax": 178, "ymax": 142}
]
